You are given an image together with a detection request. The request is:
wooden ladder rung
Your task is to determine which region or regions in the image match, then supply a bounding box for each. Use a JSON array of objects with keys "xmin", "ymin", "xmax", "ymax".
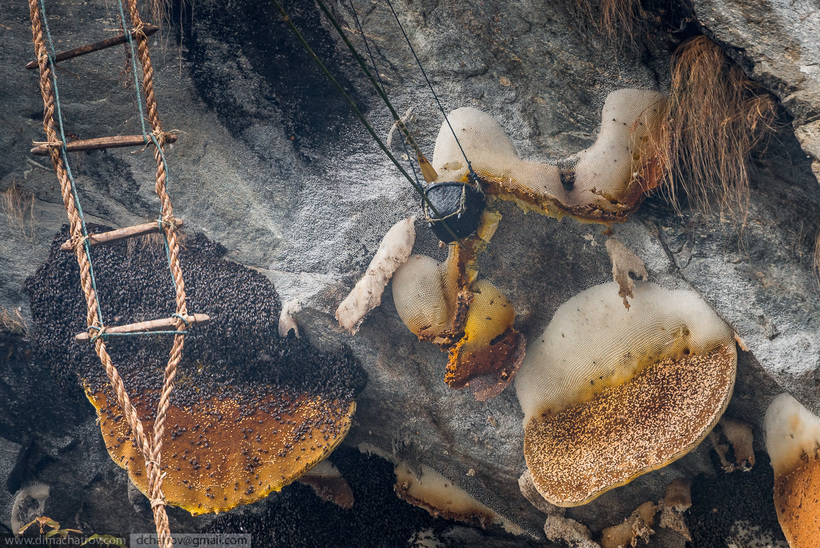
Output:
[
  {"xmin": 32, "ymin": 133, "xmax": 178, "ymax": 156},
  {"xmin": 75, "ymin": 313, "xmax": 210, "ymax": 341},
  {"xmin": 60, "ymin": 219, "xmax": 183, "ymax": 251},
  {"xmin": 26, "ymin": 25, "xmax": 159, "ymax": 69}
]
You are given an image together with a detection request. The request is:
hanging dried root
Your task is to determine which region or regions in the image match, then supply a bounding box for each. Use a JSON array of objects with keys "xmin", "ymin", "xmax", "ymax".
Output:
[
  {"xmin": 650, "ymin": 36, "xmax": 778, "ymax": 221},
  {"xmin": 572, "ymin": 0, "xmax": 643, "ymax": 44}
]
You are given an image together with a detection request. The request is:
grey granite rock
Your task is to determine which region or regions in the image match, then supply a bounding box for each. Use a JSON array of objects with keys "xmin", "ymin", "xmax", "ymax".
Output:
[
  {"xmin": 693, "ymin": 0, "xmax": 820, "ymax": 179},
  {"xmin": 1, "ymin": 0, "xmax": 818, "ymax": 545}
]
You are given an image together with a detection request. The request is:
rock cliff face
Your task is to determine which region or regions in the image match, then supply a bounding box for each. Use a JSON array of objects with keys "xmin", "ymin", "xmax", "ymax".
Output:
[
  {"xmin": 694, "ymin": 0, "xmax": 820, "ymax": 180},
  {"xmin": 1, "ymin": 0, "xmax": 818, "ymax": 545}
]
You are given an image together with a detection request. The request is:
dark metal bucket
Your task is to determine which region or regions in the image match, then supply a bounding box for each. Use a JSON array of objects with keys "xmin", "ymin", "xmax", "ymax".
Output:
[{"xmin": 423, "ymin": 181, "xmax": 485, "ymax": 243}]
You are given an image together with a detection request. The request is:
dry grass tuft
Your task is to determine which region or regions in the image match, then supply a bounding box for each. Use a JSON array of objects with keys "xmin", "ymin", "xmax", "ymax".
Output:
[
  {"xmin": 126, "ymin": 226, "xmax": 188, "ymax": 258},
  {"xmin": 146, "ymin": 0, "xmax": 173, "ymax": 32},
  {"xmin": 2, "ymin": 184, "xmax": 37, "ymax": 240},
  {"xmin": 142, "ymin": 0, "xmax": 195, "ymax": 69},
  {"xmin": 0, "ymin": 307, "xmax": 28, "ymax": 337},
  {"xmin": 650, "ymin": 36, "xmax": 778, "ymax": 220},
  {"xmin": 573, "ymin": 0, "xmax": 643, "ymax": 44}
]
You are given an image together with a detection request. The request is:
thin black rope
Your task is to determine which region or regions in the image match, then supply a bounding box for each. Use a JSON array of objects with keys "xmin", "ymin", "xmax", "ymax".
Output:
[
  {"xmin": 384, "ymin": 0, "xmax": 476, "ymax": 181},
  {"xmin": 268, "ymin": 0, "xmax": 461, "ymax": 243},
  {"xmin": 314, "ymin": 0, "xmax": 435, "ymax": 184},
  {"xmin": 346, "ymin": 0, "xmax": 422, "ymax": 189}
]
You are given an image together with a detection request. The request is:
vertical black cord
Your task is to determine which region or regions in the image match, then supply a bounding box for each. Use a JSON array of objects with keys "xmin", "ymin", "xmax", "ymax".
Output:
[
  {"xmin": 314, "ymin": 0, "xmax": 438, "ymax": 184},
  {"xmin": 346, "ymin": 0, "xmax": 422, "ymax": 189},
  {"xmin": 383, "ymin": 0, "xmax": 477, "ymax": 182},
  {"xmin": 267, "ymin": 0, "xmax": 461, "ymax": 243}
]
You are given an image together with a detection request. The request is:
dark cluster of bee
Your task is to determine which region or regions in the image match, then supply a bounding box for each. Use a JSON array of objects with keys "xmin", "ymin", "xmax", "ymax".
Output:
[
  {"xmin": 205, "ymin": 447, "xmax": 449, "ymax": 546},
  {"xmin": 24, "ymin": 224, "xmax": 367, "ymax": 414},
  {"xmin": 684, "ymin": 452, "xmax": 787, "ymax": 545}
]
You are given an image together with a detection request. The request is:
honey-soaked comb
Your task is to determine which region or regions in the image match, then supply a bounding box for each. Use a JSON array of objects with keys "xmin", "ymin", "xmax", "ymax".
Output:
[
  {"xmin": 516, "ymin": 282, "xmax": 736, "ymax": 506},
  {"xmin": 87, "ymin": 387, "xmax": 354, "ymax": 515},
  {"xmin": 446, "ymin": 279, "xmax": 524, "ymax": 399},
  {"xmin": 765, "ymin": 393, "xmax": 820, "ymax": 548},
  {"xmin": 392, "ymin": 254, "xmax": 454, "ymax": 340},
  {"xmin": 431, "ymin": 89, "xmax": 667, "ymax": 222},
  {"xmin": 458, "ymin": 279, "xmax": 515, "ymax": 351},
  {"xmin": 392, "ymin": 254, "xmax": 523, "ymax": 398},
  {"xmin": 25, "ymin": 225, "xmax": 366, "ymax": 515}
]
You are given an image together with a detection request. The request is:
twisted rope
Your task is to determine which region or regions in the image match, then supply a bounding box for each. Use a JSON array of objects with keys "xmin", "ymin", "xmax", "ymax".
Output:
[
  {"xmin": 119, "ymin": 4, "xmax": 187, "ymax": 545},
  {"xmin": 27, "ymin": 2, "xmax": 188, "ymax": 546}
]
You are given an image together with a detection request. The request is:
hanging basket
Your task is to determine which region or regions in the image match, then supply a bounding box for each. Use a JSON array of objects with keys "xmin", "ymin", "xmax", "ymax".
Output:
[{"xmin": 423, "ymin": 181, "xmax": 485, "ymax": 243}]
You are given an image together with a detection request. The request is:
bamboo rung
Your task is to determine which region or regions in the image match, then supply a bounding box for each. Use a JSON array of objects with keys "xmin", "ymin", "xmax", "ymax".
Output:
[
  {"xmin": 60, "ymin": 219, "xmax": 183, "ymax": 251},
  {"xmin": 75, "ymin": 313, "xmax": 210, "ymax": 341},
  {"xmin": 32, "ymin": 133, "xmax": 178, "ymax": 156},
  {"xmin": 26, "ymin": 25, "xmax": 159, "ymax": 69}
]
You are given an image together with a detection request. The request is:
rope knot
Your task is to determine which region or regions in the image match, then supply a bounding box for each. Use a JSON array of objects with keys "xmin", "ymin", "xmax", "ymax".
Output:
[
  {"xmin": 70, "ymin": 234, "xmax": 90, "ymax": 252},
  {"xmin": 157, "ymin": 216, "xmax": 179, "ymax": 233},
  {"xmin": 133, "ymin": 21, "xmax": 147, "ymax": 40},
  {"xmin": 151, "ymin": 128, "xmax": 166, "ymax": 146},
  {"xmin": 88, "ymin": 324, "xmax": 107, "ymax": 343},
  {"xmin": 171, "ymin": 312, "xmax": 191, "ymax": 330}
]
